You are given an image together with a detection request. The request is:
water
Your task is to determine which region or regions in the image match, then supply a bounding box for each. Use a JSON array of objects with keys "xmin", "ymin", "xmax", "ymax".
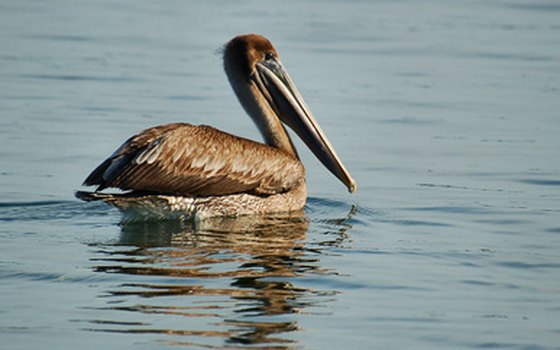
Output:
[{"xmin": 1, "ymin": 1, "xmax": 559, "ymax": 349}]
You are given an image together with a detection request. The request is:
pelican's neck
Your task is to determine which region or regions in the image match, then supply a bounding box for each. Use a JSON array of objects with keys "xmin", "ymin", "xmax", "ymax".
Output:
[
  {"xmin": 245, "ymin": 84, "xmax": 299, "ymax": 157},
  {"xmin": 225, "ymin": 71, "xmax": 298, "ymax": 159}
]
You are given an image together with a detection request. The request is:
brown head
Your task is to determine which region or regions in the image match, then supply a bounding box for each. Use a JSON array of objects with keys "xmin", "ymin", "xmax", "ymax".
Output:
[
  {"xmin": 224, "ymin": 34, "xmax": 278, "ymax": 84},
  {"xmin": 223, "ymin": 34, "xmax": 357, "ymax": 193}
]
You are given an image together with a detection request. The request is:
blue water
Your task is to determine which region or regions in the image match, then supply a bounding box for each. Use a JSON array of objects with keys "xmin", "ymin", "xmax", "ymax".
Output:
[{"xmin": 1, "ymin": 1, "xmax": 560, "ymax": 349}]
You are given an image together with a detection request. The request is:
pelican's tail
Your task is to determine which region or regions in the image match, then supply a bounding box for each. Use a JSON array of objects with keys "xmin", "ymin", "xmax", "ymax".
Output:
[{"xmin": 75, "ymin": 190, "xmax": 113, "ymax": 202}]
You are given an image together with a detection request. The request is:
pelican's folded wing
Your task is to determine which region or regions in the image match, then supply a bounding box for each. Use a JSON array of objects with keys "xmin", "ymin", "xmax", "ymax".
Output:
[{"xmin": 83, "ymin": 123, "xmax": 304, "ymax": 196}]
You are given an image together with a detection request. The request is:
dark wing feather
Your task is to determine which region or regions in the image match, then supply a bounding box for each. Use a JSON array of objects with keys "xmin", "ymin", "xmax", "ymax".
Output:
[{"xmin": 83, "ymin": 123, "xmax": 304, "ymax": 196}]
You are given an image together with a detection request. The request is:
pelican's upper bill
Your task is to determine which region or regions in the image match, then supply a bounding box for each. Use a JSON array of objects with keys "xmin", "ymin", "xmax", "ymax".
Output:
[{"xmin": 77, "ymin": 34, "xmax": 356, "ymax": 221}]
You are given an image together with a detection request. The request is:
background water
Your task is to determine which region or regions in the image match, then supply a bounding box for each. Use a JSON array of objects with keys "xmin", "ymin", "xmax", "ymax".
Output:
[{"xmin": 1, "ymin": 1, "xmax": 559, "ymax": 349}]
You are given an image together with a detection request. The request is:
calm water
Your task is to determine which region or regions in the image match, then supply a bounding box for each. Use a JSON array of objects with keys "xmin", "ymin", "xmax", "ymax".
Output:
[{"xmin": 1, "ymin": 1, "xmax": 560, "ymax": 349}]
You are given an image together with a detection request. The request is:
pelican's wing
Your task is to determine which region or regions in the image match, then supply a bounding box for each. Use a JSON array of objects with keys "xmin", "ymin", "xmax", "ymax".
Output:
[{"xmin": 83, "ymin": 123, "xmax": 304, "ymax": 196}]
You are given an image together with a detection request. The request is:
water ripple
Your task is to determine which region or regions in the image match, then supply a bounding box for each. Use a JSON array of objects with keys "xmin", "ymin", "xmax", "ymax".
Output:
[
  {"xmin": 77, "ymin": 205, "xmax": 357, "ymax": 348},
  {"xmin": 24, "ymin": 34, "xmax": 94, "ymax": 42},
  {"xmin": 517, "ymin": 179, "xmax": 560, "ymax": 186},
  {"xmin": 0, "ymin": 200, "xmax": 109, "ymax": 222},
  {"xmin": 12, "ymin": 74, "xmax": 142, "ymax": 83},
  {"xmin": 496, "ymin": 261, "xmax": 560, "ymax": 270},
  {"xmin": 403, "ymin": 205, "xmax": 504, "ymax": 215}
]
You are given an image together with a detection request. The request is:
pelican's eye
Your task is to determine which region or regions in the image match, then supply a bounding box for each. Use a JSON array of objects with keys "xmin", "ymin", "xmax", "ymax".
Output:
[{"xmin": 264, "ymin": 52, "xmax": 275, "ymax": 61}]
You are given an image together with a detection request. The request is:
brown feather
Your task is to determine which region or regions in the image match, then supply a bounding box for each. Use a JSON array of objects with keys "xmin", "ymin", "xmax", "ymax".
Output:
[{"xmin": 84, "ymin": 123, "xmax": 304, "ymax": 196}]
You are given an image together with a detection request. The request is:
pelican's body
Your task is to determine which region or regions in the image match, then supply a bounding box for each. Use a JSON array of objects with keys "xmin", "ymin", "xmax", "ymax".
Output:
[{"xmin": 77, "ymin": 34, "xmax": 355, "ymax": 221}]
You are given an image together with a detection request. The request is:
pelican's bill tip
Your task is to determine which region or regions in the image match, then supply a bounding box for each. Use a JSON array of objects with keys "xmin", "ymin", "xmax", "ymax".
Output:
[{"xmin": 348, "ymin": 180, "xmax": 357, "ymax": 193}]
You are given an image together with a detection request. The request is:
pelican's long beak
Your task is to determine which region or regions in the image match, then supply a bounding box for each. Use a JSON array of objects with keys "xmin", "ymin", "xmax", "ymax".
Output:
[{"xmin": 254, "ymin": 58, "xmax": 356, "ymax": 193}]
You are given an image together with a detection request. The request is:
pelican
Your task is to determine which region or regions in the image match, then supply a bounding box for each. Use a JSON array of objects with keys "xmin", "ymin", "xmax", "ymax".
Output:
[{"xmin": 76, "ymin": 34, "xmax": 356, "ymax": 222}]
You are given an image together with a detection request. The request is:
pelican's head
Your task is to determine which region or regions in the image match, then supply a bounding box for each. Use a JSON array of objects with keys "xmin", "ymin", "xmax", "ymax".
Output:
[{"xmin": 223, "ymin": 34, "xmax": 356, "ymax": 193}]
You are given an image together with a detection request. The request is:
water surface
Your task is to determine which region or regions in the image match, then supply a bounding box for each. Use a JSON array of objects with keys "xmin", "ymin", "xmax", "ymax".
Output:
[{"xmin": 1, "ymin": 1, "xmax": 559, "ymax": 349}]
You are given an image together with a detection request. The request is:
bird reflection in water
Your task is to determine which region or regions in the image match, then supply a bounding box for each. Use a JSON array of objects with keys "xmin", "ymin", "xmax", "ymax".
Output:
[{"xmin": 87, "ymin": 204, "xmax": 356, "ymax": 348}]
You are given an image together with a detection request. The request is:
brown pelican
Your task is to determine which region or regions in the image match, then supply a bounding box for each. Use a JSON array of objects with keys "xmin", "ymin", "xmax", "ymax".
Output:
[{"xmin": 76, "ymin": 34, "xmax": 356, "ymax": 221}]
